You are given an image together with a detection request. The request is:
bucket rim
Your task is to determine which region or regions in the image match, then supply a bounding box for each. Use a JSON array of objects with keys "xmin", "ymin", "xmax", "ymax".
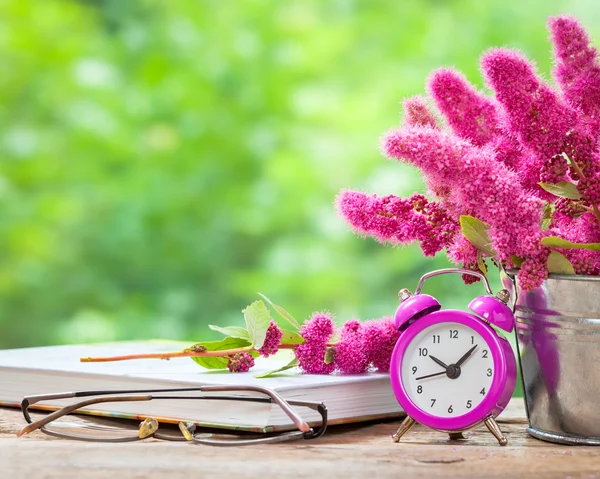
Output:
[{"xmin": 506, "ymin": 269, "xmax": 600, "ymax": 282}]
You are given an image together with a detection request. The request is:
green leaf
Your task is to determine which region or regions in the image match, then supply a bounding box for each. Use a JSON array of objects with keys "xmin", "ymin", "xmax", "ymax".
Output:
[
  {"xmin": 538, "ymin": 181, "xmax": 581, "ymax": 200},
  {"xmin": 541, "ymin": 236, "xmax": 600, "ymax": 251},
  {"xmin": 541, "ymin": 218, "xmax": 552, "ymax": 231},
  {"xmin": 242, "ymin": 300, "xmax": 272, "ymax": 349},
  {"xmin": 460, "ymin": 216, "xmax": 496, "ymax": 257},
  {"xmin": 511, "ymin": 255, "xmax": 524, "ymax": 268},
  {"xmin": 208, "ymin": 325, "xmax": 250, "ymax": 340},
  {"xmin": 324, "ymin": 346, "xmax": 335, "ymax": 365},
  {"xmin": 254, "ymin": 356, "xmax": 299, "ymax": 378},
  {"xmin": 541, "ymin": 202, "xmax": 554, "ymax": 231},
  {"xmin": 189, "ymin": 337, "xmax": 252, "ymax": 369},
  {"xmin": 257, "ymin": 293, "xmax": 301, "ymax": 330},
  {"xmin": 280, "ymin": 329, "xmax": 304, "ymax": 345},
  {"xmin": 547, "ymin": 251, "xmax": 576, "ymax": 275},
  {"xmin": 476, "ymin": 250, "xmax": 488, "ymax": 275}
]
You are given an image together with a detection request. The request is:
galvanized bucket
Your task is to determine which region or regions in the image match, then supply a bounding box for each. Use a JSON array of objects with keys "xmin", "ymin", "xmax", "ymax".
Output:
[{"xmin": 503, "ymin": 271, "xmax": 600, "ymax": 445}]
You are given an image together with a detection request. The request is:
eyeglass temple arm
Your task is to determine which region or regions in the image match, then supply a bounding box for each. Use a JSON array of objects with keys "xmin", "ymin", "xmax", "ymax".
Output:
[
  {"xmin": 300, "ymin": 402, "xmax": 328, "ymax": 440},
  {"xmin": 198, "ymin": 385, "xmax": 312, "ymax": 433},
  {"xmin": 17, "ymin": 395, "xmax": 152, "ymax": 437}
]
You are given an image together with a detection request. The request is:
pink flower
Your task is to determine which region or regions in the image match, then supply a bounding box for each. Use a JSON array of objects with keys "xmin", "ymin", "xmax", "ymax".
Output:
[
  {"xmin": 227, "ymin": 352, "xmax": 255, "ymax": 373},
  {"xmin": 482, "ymin": 48, "xmax": 576, "ymax": 160},
  {"xmin": 335, "ymin": 189, "xmax": 457, "ymax": 257},
  {"xmin": 480, "ymin": 48, "xmax": 581, "ymax": 194},
  {"xmin": 362, "ymin": 317, "xmax": 400, "ymax": 372},
  {"xmin": 551, "ymin": 212, "xmax": 600, "ymax": 275},
  {"xmin": 518, "ymin": 251, "xmax": 550, "ymax": 292},
  {"xmin": 334, "ymin": 319, "xmax": 369, "ymax": 374},
  {"xmin": 382, "ymin": 127, "xmax": 545, "ymax": 264},
  {"xmin": 428, "ymin": 67, "xmax": 527, "ymax": 172},
  {"xmin": 549, "ymin": 16, "xmax": 600, "ymax": 133},
  {"xmin": 258, "ymin": 320, "xmax": 283, "ymax": 358},
  {"xmin": 428, "ymin": 68, "xmax": 500, "ymax": 146},
  {"xmin": 402, "ymin": 95, "xmax": 438, "ymax": 129},
  {"xmin": 493, "ymin": 133, "xmax": 525, "ymax": 171},
  {"xmin": 295, "ymin": 312, "xmax": 336, "ymax": 374},
  {"xmin": 554, "ymin": 198, "xmax": 587, "ymax": 219},
  {"xmin": 446, "ymin": 234, "xmax": 481, "ymax": 283}
]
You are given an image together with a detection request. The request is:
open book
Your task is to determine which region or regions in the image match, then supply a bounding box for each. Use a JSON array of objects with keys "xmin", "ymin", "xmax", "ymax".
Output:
[{"xmin": 0, "ymin": 342, "xmax": 403, "ymax": 432}]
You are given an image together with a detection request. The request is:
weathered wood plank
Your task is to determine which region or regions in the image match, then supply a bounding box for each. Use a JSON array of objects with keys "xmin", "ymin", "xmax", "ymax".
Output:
[{"xmin": 1, "ymin": 399, "xmax": 599, "ymax": 479}]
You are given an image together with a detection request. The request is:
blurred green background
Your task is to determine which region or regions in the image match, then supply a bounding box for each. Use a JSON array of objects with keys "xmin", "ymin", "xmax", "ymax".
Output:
[{"xmin": 1, "ymin": 0, "xmax": 599, "ymax": 350}]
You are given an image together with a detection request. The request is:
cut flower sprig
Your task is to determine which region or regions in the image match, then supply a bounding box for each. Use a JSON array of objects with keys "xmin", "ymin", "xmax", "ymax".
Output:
[
  {"xmin": 81, "ymin": 294, "xmax": 399, "ymax": 377},
  {"xmin": 337, "ymin": 15, "xmax": 600, "ymax": 291}
]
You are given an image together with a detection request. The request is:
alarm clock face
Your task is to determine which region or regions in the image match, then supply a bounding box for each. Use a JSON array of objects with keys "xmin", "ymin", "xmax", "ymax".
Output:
[
  {"xmin": 401, "ymin": 321, "xmax": 494, "ymax": 418},
  {"xmin": 390, "ymin": 310, "xmax": 515, "ymax": 431}
]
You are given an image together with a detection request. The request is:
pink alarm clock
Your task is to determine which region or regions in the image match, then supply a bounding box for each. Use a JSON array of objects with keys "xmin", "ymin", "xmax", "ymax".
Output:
[{"xmin": 389, "ymin": 268, "xmax": 517, "ymax": 446}]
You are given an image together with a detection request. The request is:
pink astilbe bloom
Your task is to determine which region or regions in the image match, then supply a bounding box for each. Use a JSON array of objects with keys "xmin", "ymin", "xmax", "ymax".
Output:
[
  {"xmin": 429, "ymin": 67, "xmax": 524, "ymax": 171},
  {"xmin": 554, "ymin": 198, "xmax": 587, "ymax": 219},
  {"xmin": 336, "ymin": 190, "xmax": 458, "ymax": 257},
  {"xmin": 549, "ymin": 16, "xmax": 600, "ymax": 132},
  {"xmin": 492, "ymin": 133, "xmax": 525, "ymax": 172},
  {"xmin": 257, "ymin": 320, "xmax": 283, "ymax": 358},
  {"xmin": 518, "ymin": 250, "xmax": 551, "ymax": 292},
  {"xmin": 482, "ymin": 48, "xmax": 576, "ymax": 160},
  {"xmin": 482, "ymin": 49, "xmax": 600, "ymax": 203},
  {"xmin": 334, "ymin": 319, "xmax": 369, "ymax": 374},
  {"xmin": 428, "ymin": 68, "xmax": 501, "ymax": 146},
  {"xmin": 552, "ymin": 212, "xmax": 600, "ymax": 275},
  {"xmin": 403, "ymin": 95, "xmax": 438, "ymax": 129},
  {"xmin": 481, "ymin": 48, "xmax": 580, "ymax": 192},
  {"xmin": 382, "ymin": 126, "xmax": 546, "ymax": 288},
  {"xmin": 362, "ymin": 317, "xmax": 400, "ymax": 372},
  {"xmin": 446, "ymin": 234, "xmax": 481, "ymax": 283},
  {"xmin": 295, "ymin": 312, "xmax": 336, "ymax": 374},
  {"xmin": 227, "ymin": 352, "xmax": 255, "ymax": 373},
  {"xmin": 540, "ymin": 153, "xmax": 569, "ymax": 184}
]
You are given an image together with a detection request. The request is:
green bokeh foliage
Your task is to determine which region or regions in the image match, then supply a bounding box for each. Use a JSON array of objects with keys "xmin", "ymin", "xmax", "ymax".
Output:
[{"xmin": 1, "ymin": 0, "xmax": 598, "ymax": 365}]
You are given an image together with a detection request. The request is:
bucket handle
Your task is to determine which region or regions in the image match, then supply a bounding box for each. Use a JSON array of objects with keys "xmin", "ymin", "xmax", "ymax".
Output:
[
  {"xmin": 499, "ymin": 266, "xmax": 518, "ymax": 314},
  {"xmin": 415, "ymin": 268, "xmax": 493, "ymax": 295}
]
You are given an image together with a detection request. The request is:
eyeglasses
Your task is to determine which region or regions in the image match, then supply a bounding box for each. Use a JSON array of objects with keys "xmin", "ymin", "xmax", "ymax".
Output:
[{"xmin": 17, "ymin": 385, "xmax": 327, "ymax": 446}]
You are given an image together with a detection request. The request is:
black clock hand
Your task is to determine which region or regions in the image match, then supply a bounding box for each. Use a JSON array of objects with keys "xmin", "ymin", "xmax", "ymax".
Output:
[
  {"xmin": 428, "ymin": 355, "xmax": 449, "ymax": 370},
  {"xmin": 454, "ymin": 345, "xmax": 478, "ymax": 368},
  {"xmin": 415, "ymin": 371, "xmax": 447, "ymax": 381}
]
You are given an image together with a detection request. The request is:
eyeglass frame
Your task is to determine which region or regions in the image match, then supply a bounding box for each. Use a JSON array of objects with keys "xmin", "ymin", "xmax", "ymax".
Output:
[{"xmin": 17, "ymin": 385, "xmax": 328, "ymax": 446}]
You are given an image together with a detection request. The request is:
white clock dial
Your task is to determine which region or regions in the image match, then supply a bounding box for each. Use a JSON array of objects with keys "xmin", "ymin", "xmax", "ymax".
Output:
[{"xmin": 401, "ymin": 322, "xmax": 494, "ymax": 418}]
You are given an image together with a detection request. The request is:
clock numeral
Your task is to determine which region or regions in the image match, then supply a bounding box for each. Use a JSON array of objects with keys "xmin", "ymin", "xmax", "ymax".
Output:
[
  {"xmin": 471, "ymin": 335, "xmax": 474, "ymax": 344},
  {"xmin": 449, "ymin": 329, "xmax": 458, "ymax": 339},
  {"xmin": 448, "ymin": 405, "xmax": 453, "ymax": 414},
  {"xmin": 482, "ymin": 349, "xmax": 489, "ymax": 358},
  {"xmin": 480, "ymin": 387, "xmax": 486, "ymax": 396},
  {"xmin": 487, "ymin": 368, "xmax": 493, "ymax": 377},
  {"xmin": 412, "ymin": 366, "xmax": 417, "ymax": 375},
  {"xmin": 430, "ymin": 399, "xmax": 436, "ymax": 407},
  {"xmin": 417, "ymin": 385, "xmax": 422, "ymax": 394},
  {"xmin": 418, "ymin": 347, "xmax": 428, "ymax": 357},
  {"xmin": 466, "ymin": 400, "xmax": 472, "ymax": 409},
  {"xmin": 432, "ymin": 334, "xmax": 440, "ymax": 344}
]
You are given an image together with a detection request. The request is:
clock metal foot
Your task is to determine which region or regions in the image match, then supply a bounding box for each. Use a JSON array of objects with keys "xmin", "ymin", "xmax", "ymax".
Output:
[
  {"xmin": 448, "ymin": 432, "xmax": 466, "ymax": 440},
  {"xmin": 392, "ymin": 416, "xmax": 416, "ymax": 443},
  {"xmin": 484, "ymin": 416, "xmax": 508, "ymax": 446}
]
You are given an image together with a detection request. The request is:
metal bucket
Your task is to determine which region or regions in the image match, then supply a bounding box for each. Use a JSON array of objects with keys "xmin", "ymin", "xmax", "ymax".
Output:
[{"xmin": 503, "ymin": 272, "xmax": 600, "ymax": 445}]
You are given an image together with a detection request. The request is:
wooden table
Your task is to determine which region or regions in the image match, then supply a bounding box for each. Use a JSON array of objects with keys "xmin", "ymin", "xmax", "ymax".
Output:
[{"xmin": 1, "ymin": 399, "xmax": 598, "ymax": 478}]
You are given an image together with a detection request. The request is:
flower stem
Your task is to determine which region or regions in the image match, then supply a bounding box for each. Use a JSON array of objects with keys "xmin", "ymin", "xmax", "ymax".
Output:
[
  {"xmin": 79, "ymin": 343, "xmax": 335, "ymax": 363},
  {"xmin": 80, "ymin": 346, "xmax": 254, "ymax": 362}
]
